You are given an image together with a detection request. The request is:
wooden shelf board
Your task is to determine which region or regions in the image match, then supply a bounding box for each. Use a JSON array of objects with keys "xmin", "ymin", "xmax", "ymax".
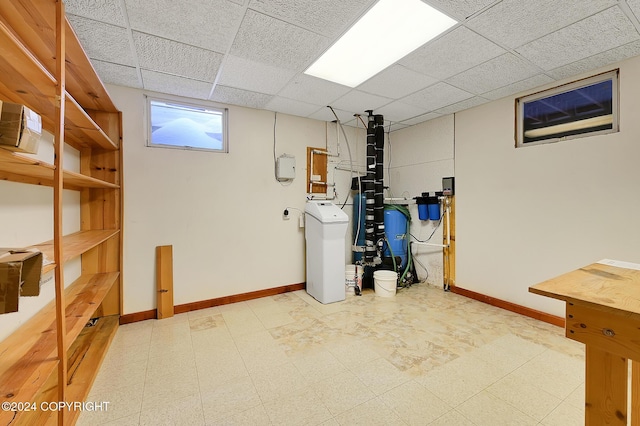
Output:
[
  {"xmin": 33, "ymin": 229, "xmax": 120, "ymax": 269},
  {"xmin": 65, "ymin": 95, "xmax": 118, "ymax": 151},
  {"xmin": 64, "ymin": 273, "xmax": 119, "ymax": 351},
  {"xmin": 0, "ymin": 149, "xmax": 120, "ymax": 189},
  {"xmin": 66, "ymin": 314, "xmax": 118, "ymax": 425},
  {"xmin": 0, "ymin": 1, "xmax": 117, "ymax": 113},
  {"xmin": 0, "ymin": 17, "xmax": 118, "ymax": 151},
  {"xmin": 0, "ymin": 273, "xmax": 119, "ymax": 424}
]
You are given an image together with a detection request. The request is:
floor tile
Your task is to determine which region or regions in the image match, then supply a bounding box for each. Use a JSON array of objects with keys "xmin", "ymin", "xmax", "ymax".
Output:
[
  {"xmin": 217, "ymin": 404, "xmax": 273, "ymax": 425},
  {"xmin": 427, "ymin": 409, "xmax": 475, "ymax": 426},
  {"xmin": 540, "ymin": 400, "xmax": 584, "ymax": 426},
  {"xmin": 90, "ymin": 358, "xmax": 148, "ymax": 394},
  {"xmin": 141, "ymin": 367, "xmax": 200, "ymax": 412},
  {"xmin": 311, "ymin": 371, "xmax": 376, "ymax": 416},
  {"xmin": 487, "ymin": 373, "xmax": 562, "ymax": 421},
  {"xmin": 379, "ymin": 380, "xmax": 452, "ymax": 425},
  {"xmin": 291, "ymin": 349, "xmax": 349, "ymax": 383},
  {"xmin": 78, "ymin": 382, "xmax": 144, "ymax": 425},
  {"xmin": 564, "ymin": 382, "xmax": 585, "ymax": 409},
  {"xmin": 201, "ymin": 376, "xmax": 262, "ymax": 424},
  {"xmin": 263, "ymin": 388, "xmax": 332, "ymax": 425},
  {"xmin": 351, "ymin": 357, "xmax": 411, "ymax": 395},
  {"xmin": 512, "ymin": 349, "xmax": 584, "ymax": 399},
  {"xmin": 187, "ymin": 305, "xmax": 221, "ymax": 320},
  {"xmin": 456, "ymin": 390, "xmax": 537, "ymax": 426},
  {"xmin": 415, "ymin": 352, "xmax": 510, "ymax": 407},
  {"xmin": 250, "ymin": 361, "xmax": 309, "ymax": 402},
  {"xmin": 138, "ymin": 394, "xmax": 205, "ymax": 426},
  {"xmin": 334, "ymin": 397, "xmax": 405, "ymax": 425}
]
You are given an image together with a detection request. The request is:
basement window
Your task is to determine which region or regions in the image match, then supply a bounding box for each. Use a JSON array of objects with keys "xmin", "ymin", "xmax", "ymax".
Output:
[
  {"xmin": 516, "ymin": 70, "xmax": 618, "ymax": 147},
  {"xmin": 147, "ymin": 97, "xmax": 228, "ymax": 152}
]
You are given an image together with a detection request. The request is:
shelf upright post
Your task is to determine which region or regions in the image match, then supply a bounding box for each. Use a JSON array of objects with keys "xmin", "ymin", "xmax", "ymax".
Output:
[{"xmin": 54, "ymin": 1, "xmax": 68, "ymax": 424}]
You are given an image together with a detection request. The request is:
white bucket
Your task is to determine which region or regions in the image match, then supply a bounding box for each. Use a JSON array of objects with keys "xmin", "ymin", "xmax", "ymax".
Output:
[
  {"xmin": 345, "ymin": 264, "xmax": 363, "ymax": 296},
  {"xmin": 374, "ymin": 270, "xmax": 397, "ymax": 297}
]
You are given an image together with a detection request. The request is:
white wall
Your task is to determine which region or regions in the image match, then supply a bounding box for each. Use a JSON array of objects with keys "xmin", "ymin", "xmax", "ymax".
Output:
[
  {"xmin": 453, "ymin": 56, "xmax": 640, "ymax": 316},
  {"xmin": 388, "ymin": 115, "xmax": 455, "ymax": 286},
  {"xmin": 110, "ymin": 85, "xmax": 364, "ymax": 314}
]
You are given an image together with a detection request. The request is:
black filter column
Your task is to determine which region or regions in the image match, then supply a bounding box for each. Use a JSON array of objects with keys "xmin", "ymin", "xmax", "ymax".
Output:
[
  {"xmin": 373, "ymin": 115, "xmax": 385, "ymax": 246},
  {"xmin": 363, "ymin": 112, "xmax": 376, "ymax": 263}
]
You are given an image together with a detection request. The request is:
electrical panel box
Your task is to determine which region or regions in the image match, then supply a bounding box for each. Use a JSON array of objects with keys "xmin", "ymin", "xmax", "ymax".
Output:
[
  {"xmin": 442, "ymin": 176, "xmax": 455, "ymax": 195},
  {"xmin": 276, "ymin": 154, "xmax": 296, "ymax": 181}
]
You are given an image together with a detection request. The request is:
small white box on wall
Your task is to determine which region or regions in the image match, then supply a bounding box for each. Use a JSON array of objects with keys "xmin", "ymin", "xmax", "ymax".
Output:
[{"xmin": 276, "ymin": 154, "xmax": 296, "ymax": 181}]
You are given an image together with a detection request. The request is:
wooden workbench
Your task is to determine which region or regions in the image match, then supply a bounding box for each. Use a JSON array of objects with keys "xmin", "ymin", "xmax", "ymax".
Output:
[{"xmin": 530, "ymin": 260, "xmax": 640, "ymax": 425}]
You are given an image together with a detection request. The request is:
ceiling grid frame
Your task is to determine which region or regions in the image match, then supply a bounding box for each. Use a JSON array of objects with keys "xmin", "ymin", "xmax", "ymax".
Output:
[{"xmin": 61, "ymin": 0, "xmax": 640, "ymax": 128}]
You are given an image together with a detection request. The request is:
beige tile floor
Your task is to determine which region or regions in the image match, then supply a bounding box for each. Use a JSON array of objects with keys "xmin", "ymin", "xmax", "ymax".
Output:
[{"xmin": 78, "ymin": 283, "xmax": 589, "ymax": 426}]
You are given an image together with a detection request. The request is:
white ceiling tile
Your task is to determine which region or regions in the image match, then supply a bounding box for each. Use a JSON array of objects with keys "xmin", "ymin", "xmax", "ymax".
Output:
[
  {"xmin": 357, "ymin": 65, "xmax": 438, "ymax": 99},
  {"xmin": 399, "ymin": 26, "xmax": 505, "ymax": 79},
  {"xmin": 67, "ymin": 15, "xmax": 135, "ymax": 66},
  {"xmin": 424, "ymin": 0, "xmax": 496, "ymax": 21},
  {"xmin": 230, "ymin": 10, "xmax": 329, "ymax": 70},
  {"xmin": 340, "ymin": 118, "xmax": 360, "ymax": 128},
  {"xmin": 389, "ymin": 123, "xmax": 410, "ymax": 132},
  {"xmin": 467, "ymin": 0, "xmax": 616, "ymax": 49},
  {"xmin": 210, "ymin": 85, "xmax": 273, "ymax": 109},
  {"xmin": 91, "ymin": 59, "xmax": 142, "ymax": 88},
  {"xmin": 247, "ymin": 0, "xmax": 375, "ymax": 37},
  {"xmin": 141, "ymin": 70, "xmax": 213, "ymax": 100},
  {"xmin": 629, "ymin": 0, "xmax": 640, "ymax": 21},
  {"xmin": 375, "ymin": 101, "xmax": 428, "ymax": 123},
  {"xmin": 308, "ymin": 107, "xmax": 356, "ymax": 123},
  {"xmin": 481, "ymin": 74, "xmax": 555, "ymax": 100},
  {"xmin": 65, "ymin": 1, "xmax": 127, "ymax": 27},
  {"xmin": 548, "ymin": 40, "xmax": 640, "ymax": 81},
  {"xmin": 133, "ymin": 32, "xmax": 223, "ymax": 82},
  {"xmin": 516, "ymin": 6, "xmax": 640, "ymax": 71},
  {"xmin": 400, "ymin": 112, "xmax": 443, "ymax": 126},
  {"xmin": 445, "ymin": 53, "xmax": 540, "ymax": 94},
  {"xmin": 218, "ymin": 55, "xmax": 296, "ymax": 95},
  {"xmin": 278, "ymin": 74, "xmax": 350, "ymax": 106},
  {"xmin": 331, "ymin": 90, "xmax": 393, "ymax": 115},
  {"xmin": 401, "ymin": 82, "xmax": 473, "ymax": 111},
  {"xmin": 124, "ymin": 0, "xmax": 244, "ymax": 52},
  {"xmin": 265, "ymin": 97, "xmax": 321, "ymax": 117},
  {"xmin": 434, "ymin": 96, "xmax": 489, "ymax": 115}
]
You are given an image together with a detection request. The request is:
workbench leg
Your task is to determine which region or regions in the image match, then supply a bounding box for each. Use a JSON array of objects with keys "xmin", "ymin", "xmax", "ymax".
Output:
[
  {"xmin": 585, "ymin": 346, "xmax": 627, "ymax": 425},
  {"xmin": 632, "ymin": 360, "xmax": 640, "ymax": 426}
]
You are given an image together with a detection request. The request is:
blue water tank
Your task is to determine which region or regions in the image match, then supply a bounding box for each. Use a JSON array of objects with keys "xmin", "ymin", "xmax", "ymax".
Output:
[
  {"xmin": 383, "ymin": 207, "xmax": 408, "ymax": 268},
  {"xmin": 352, "ymin": 193, "xmax": 366, "ymax": 262}
]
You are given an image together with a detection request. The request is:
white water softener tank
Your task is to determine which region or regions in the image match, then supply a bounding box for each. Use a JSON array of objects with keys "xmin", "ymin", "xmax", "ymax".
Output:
[{"xmin": 304, "ymin": 201, "xmax": 349, "ymax": 304}]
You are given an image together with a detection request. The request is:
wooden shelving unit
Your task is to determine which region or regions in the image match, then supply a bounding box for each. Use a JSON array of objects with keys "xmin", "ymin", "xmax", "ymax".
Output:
[{"xmin": 0, "ymin": 1, "xmax": 123, "ymax": 424}]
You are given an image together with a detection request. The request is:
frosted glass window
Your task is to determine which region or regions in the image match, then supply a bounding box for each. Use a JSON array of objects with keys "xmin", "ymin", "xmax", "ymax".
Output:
[
  {"xmin": 147, "ymin": 98, "xmax": 228, "ymax": 152},
  {"xmin": 516, "ymin": 70, "xmax": 618, "ymax": 147}
]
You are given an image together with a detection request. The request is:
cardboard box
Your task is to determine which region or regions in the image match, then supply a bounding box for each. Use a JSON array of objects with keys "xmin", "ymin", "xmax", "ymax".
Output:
[
  {"xmin": 0, "ymin": 249, "xmax": 43, "ymax": 315},
  {"xmin": 0, "ymin": 101, "xmax": 42, "ymax": 154}
]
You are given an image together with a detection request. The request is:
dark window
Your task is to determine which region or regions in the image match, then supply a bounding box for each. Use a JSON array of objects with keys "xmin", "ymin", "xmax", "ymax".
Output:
[{"xmin": 516, "ymin": 71, "xmax": 618, "ymax": 147}]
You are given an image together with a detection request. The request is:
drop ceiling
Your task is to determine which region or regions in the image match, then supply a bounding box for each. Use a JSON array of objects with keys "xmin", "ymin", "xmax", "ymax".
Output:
[{"xmin": 65, "ymin": 0, "xmax": 640, "ymax": 131}]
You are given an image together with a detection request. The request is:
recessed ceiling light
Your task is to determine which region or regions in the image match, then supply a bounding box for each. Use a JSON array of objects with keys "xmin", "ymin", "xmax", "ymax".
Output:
[{"xmin": 304, "ymin": 0, "xmax": 457, "ymax": 87}]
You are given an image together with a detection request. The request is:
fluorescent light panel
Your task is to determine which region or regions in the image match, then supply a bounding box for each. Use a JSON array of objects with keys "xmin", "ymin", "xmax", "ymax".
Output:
[{"xmin": 304, "ymin": 0, "xmax": 457, "ymax": 87}]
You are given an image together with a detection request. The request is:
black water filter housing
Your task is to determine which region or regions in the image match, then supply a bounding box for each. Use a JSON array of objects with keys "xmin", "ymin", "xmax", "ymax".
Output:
[{"xmin": 363, "ymin": 111, "xmax": 385, "ymax": 264}]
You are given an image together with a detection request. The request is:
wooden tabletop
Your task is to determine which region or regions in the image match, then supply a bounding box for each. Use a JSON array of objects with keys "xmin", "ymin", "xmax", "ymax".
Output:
[{"xmin": 529, "ymin": 260, "xmax": 640, "ymax": 316}]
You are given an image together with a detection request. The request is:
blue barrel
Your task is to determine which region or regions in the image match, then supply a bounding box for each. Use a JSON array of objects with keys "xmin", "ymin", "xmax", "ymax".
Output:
[
  {"xmin": 353, "ymin": 193, "xmax": 366, "ymax": 262},
  {"xmin": 383, "ymin": 207, "xmax": 408, "ymax": 268}
]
